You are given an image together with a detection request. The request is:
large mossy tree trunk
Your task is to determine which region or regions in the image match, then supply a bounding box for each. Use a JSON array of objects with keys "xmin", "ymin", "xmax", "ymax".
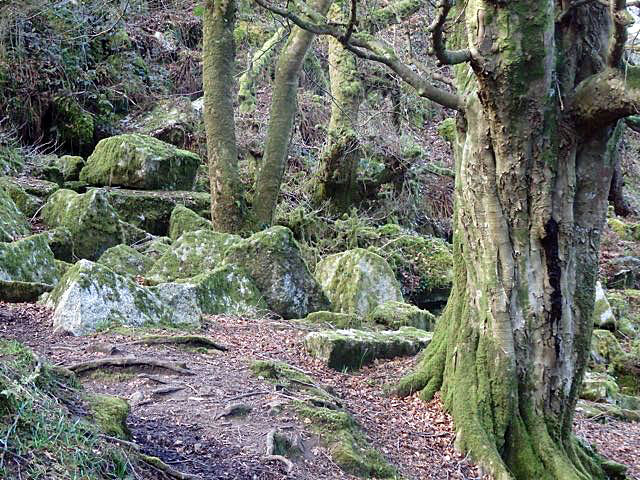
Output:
[
  {"xmin": 252, "ymin": 0, "xmax": 332, "ymax": 228},
  {"xmin": 395, "ymin": 3, "xmax": 639, "ymax": 479},
  {"xmin": 203, "ymin": 0, "xmax": 245, "ymax": 232}
]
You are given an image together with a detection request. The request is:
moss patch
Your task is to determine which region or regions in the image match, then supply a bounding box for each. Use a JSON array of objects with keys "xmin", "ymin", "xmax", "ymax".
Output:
[
  {"xmin": 86, "ymin": 393, "xmax": 130, "ymax": 439},
  {"xmin": 0, "ymin": 184, "xmax": 30, "ymax": 242},
  {"xmin": 368, "ymin": 301, "xmax": 435, "ymax": 330},
  {"xmin": 169, "ymin": 204, "xmax": 211, "ymax": 240}
]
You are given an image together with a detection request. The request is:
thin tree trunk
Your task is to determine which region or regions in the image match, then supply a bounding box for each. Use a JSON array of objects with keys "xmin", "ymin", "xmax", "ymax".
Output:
[
  {"xmin": 203, "ymin": 0, "xmax": 245, "ymax": 232},
  {"xmin": 313, "ymin": 0, "xmax": 363, "ymax": 211},
  {"xmin": 608, "ymin": 121, "xmax": 633, "ymax": 216},
  {"xmin": 252, "ymin": 0, "xmax": 332, "ymax": 228}
]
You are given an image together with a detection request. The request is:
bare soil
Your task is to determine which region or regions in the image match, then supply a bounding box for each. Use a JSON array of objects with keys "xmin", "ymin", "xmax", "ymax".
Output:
[{"xmin": 1, "ymin": 301, "xmax": 638, "ymax": 480}]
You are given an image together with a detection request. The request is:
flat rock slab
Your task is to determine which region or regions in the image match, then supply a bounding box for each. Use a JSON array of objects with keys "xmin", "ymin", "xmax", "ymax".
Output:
[{"xmin": 304, "ymin": 327, "xmax": 432, "ymax": 371}]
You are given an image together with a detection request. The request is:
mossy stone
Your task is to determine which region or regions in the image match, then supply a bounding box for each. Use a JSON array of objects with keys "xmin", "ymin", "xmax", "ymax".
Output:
[
  {"xmin": 606, "ymin": 289, "xmax": 640, "ymax": 337},
  {"xmin": 86, "ymin": 393, "xmax": 130, "ymax": 439},
  {"xmin": 0, "ymin": 176, "xmax": 42, "ymax": 217},
  {"xmin": 224, "ymin": 226, "xmax": 330, "ymax": 319},
  {"xmin": 125, "ymin": 97, "xmax": 199, "ymax": 148},
  {"xmin": 0, "ymin": 185, "xmax": 30, "ymax": 242},
  {"xmin": 9, "ymin": 176, "xmax": 59, "ymax": 200},
  {"xmin": 98, "ymin": 244, "xmax": 154, "ymax": 278},
  {"xmin": 80, "ymin": 134, "xmax": 200, "ymax": 190},
  {"xmin": 105, "ymin": 188, "xmax": 211, "ymax": 236},
  {"xmin": 589, "ymin": 329, "xmax": 626, "ymax": 369},
  {"xmin": 146, "ymin": 229, "xmax": 241, "ymax": 284},
  {"xmin": 168, "ymin": 204, "xmax": 211, "ymax": 240},
  {"xmin": 46, "ymin": 260, "xmax": 201, "ymax": 335},
  {"xmin": 304, "ymin": 327, "xmax": 433, "ymax": 371},
  {"xmin": 57, "ymin": 155, "xmax": 85, "ymax": 181},
  {"xmin": 41, "ymin": 188, "xmax": 125, "ymax": 261},
  {"xmin": 135, "ymin": 236, "xmax": 172, "ymax": 261},
  {"xmin": 367, "ymin": 300, "xmax": 436, "ymax": 330},
  {"xmin": 315, "ymin": 248, "xmax": 402, "ymax": 317},
  {"xmin": 32, "ymin": 227, "xmax": 74, "ymax": 262},
  {"xmin": 304, "ymin": 311, "xmax": 361, "ymax": 329},
  {"xmin": 580, "ymin": 371, "xmax": 620, "ymax": 403},
  {"xmin": 592, "ymin": 281, "xmax": 616, "ymax": 330},
  {"xmin": 179, "ymin": 264, "xmax": 267, "ymax": 315},
  {"xmin": 0, "ymin": 234, "xmax": 59, "ymax": 286}
]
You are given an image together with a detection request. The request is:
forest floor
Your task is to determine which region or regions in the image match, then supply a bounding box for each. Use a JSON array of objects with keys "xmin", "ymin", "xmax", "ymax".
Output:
[{"xmin": 1, "ymin": 301, "xmax": 639, "ymax": 480}]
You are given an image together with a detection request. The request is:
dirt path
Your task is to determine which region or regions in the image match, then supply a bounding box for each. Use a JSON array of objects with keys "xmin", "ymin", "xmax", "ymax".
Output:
[{"xmin": 1, "ymin": 301, "xmax": 639, "ymax": 480}]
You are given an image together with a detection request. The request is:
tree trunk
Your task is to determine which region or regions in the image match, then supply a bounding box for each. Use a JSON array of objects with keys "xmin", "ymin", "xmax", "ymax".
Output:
[
  {"xmin": 252, "ymin": 0, "xmax": 332, "ymax": 228},
  {"xmin": 203, "ymin": 0, "xmax": 245, "ymax": 232},
  {"xmin": 396, "ymin": 3, "xmax": 625, "ymax": 478},
  {"xmin": 313, "ymin": 0, "xmax": 363, "ymax": 211},
  {"xmin": 608, "ymin": 121, "xmax": 633, "ymax": 217}
]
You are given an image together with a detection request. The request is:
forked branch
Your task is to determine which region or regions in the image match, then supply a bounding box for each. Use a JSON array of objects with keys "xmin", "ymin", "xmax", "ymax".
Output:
[
  {"xmin": 428, "ymin": 0, "xmax": 472, "ymax": 65},
  {"xmin": 253, "ymin": 0, "xmax": 464, "ymax": 110}
]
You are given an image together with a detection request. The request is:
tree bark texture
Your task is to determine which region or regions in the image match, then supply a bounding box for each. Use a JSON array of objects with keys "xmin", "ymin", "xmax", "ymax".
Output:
[
  {"xmin": 203, "ymin": 0, "xmax": 245, "ymax": 232},
  {"xmin": 313, "ymin": 0, "xmax": 363, "ymax": 211},
  {"xmin": 252, "ymin": 0, "xmax": 332, "ymax": 228},
  {"xmin": 396, "ymin": 3, "xmax": 633, "ymax": 479}
]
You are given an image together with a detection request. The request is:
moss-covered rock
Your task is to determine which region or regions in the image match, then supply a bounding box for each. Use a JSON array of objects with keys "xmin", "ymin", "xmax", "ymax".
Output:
[
  {"xmin": 98, "ymin": 244, "xmax": 154, "ymax": 278},
  {"xmin": 52, "ymin": 97, "xmax": 95, "ymax": 152},
  {"xmin": 224, "ymin": 226, "xmax": 330, "ymax": 319},
  {"xmin": 592, "ymin": 281, "xmax": 616, "ymax": 330},
  {"xmin": 0, "ymin": 234, "xmax": 59, "ymax": 286},
  {"xmin": 55, "ymin": 259, "xmax": 73, "ymax": 277},
  {"xmin": 80, "ymin": 134, "xmax": 200, "ymax": 190},
  {"xmin": 168, "ymin": 204, "xmax": 211, "ymax": 240},
  {"xmin": 605, "ymin": 256, "xmax": 640, "ymax": 290},
  {"xmin": 304, "ymin": 327, "xmax": 432, "ymax": 370},
  {"xmin": 315, "ymin": 248, "xmax": 402, "ymax": 317},
  {"xmin": 0, "ymin": 176, "xmax": 42, "ymax": 217},
  {"xmin": 606, "ymin": 289, "xmax": 640, "ymax": 337},
  {"xmin": 32, "ymin": 227, "xmax": 74, "ymax": 262},
  {"xmin": 580, "ymin": 371, "xmax": 620, "ymax": 403},
  {"xmin": 367, "ymin": 301, "xmax": 435, "ymax": 330},
  {"xmin": 135, "ymin": 236, "xmax": 172, "ymax": 261},
  {"xmin": 607, "ymin": 217, "xmax": 640, "ymax": 241},
  {"xmin": 293, "ymin": 403, "xmax": 397, "ymax": 478},
  {"xmin": 85, "ymin": 393, "xmax": 130, "ymax": 439},
  {"xmin": 123, "ymin": 97, "xmax": 200, "ymax": 148},
  {"xmin": 46, "ymin": 260, "xmax": 201, "ymax": 335},
  {"xmin": 41, "ymin": 188, "xmax": 125, "ymax": 260},
  {"xmin": 0, "ymin": 144, "xmax": 24, "ymax": 175},
  {"xmin": 105, "ymin": 188, "xmax": 211, "ymax": 235},
  {"xmin": 576, "ymin": 400, "xmax": 640, "ymax": 422},
  {"xmin": 9, "ymin": 176, "xmax": 60, "ymax": 201},
  {"xmin": 179, "ymin": 264, "xmax": 267, "ymax": 315},
  {"xmin": 303, "ymin": 311, "xmax": 361, "ymax": 329},
  {"xmin": 590, "ymin": 329, "xmax": 626, "ymax": 369},
  {"xmin": 0, "ymin": 185, "xmax": 30, "ymax": 242},
  {"xmin": 146, "ymin": 229, "xmax": 241, "ymax": 284},
  {"xmin": 57, "ymin": 155, "xmax": 85, "ymax": 181}
]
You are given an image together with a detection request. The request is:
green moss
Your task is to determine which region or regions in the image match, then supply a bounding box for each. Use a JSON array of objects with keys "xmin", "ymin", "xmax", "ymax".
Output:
[
  {"xmin": 0, "ymin": 234, "xmax": 60, "ymax": 287},
  {"xmin": 85, "ymin": 393, "xmax": 130, "ymax": 439},
  {"xmin": 250, "ymin": 359, "xmax": 314, "ymax": 385},
  {"xmin": 169, "ymin": 204, "xmax": 212, "ymax": 240},
  {"xmin": 98, "ymin": 244, "xmax": 154, "ymax": 278},
  {"xmin": 304, "ymin": 311, "xmax": 361, "ymax": 328},
  {"xmin": 57, "ymin": 155, "xmax": 85, "ymax": 181},
  {"xmin": 293, "ymin": 402, "xmax": 397, "ymax": 478},
  {"xmin": 0, "ymin": 176, "xmax": 42, "ymax": 217},
  {"xmin": 53, "ymin": 96, "xmax": 95, "ymax": 150},
  {"xmin": 437, "ymin": 117, "xmax": 456, "ymax": 144},
  {"xmin": 80, "ymin": 134, "xmax": 200, "ymax": 191},
  {"xmin": 368, "ymin": 301, "xmax": 436, "ymax": 330},
  {"xmin": 0, "ymin": 184, "xmax": 30, "ymax": 242}
]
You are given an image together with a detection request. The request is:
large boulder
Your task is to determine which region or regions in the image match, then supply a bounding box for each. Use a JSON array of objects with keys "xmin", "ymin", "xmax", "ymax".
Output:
[
  {"xmin": 0, "ymin": 235, "xmax": 60, "ymax": 301},
  {"xmin": 79, "ymin": 134, "xmax": 200, "ymax": 190},
  {"xmin": 179, "ymin": 264, "xmax": 268, "ymax": 315},
  {"xmin": 315, "ymin": 248, "xmax": 402, "ymax": 317},
  {"xmin": 146, "ymin": 229, "xmax": 241, "ymax": 284},
  {"xmin": 224, "ymin": 226, "xmax": 330, "ymax": 319},
  {"xmin": 98, "ymin": 244, "xmax": 154, "ymax": 279},
  {"xmin": 304, "ymin": 327, "xmax": 432, "ymax": 370},
  {"xmin": 32, "ymin": 228, "xmax": 74, "ymax": 262},
  {"xmin": 581, "ymin": 371, "xmax": 620, "ymax": 403},
  {"xmin": 168, "ymin": 204, "xmax": 211, "ymax": 241},
  {"xmin": 104, "ymin": 189, "xmax": 210, "ymax": 236},
  {"xmin": 122, "ymin": 97, "xmax": 200, "ymax": 148},
  {"xmin": 0, "ymin": 186, "xmax": 30, "ymax": 242},
  {"xmin": 41, "ymin": 189, "xmax": 125, "ymax": 260},
  {"xmin": 46, "ymin": 260, "xmax": 201, "ymax": 335},
  {"xmin": 607, "ymin": 289, "xmax": 640, "ymax": 338},
  {"xmin": 57, "ymin": 155, "xmax": 85, "ymax": 181},
  {"xmin": 590, "ymin": 329, "xmax": 626, "ymax": 369}
]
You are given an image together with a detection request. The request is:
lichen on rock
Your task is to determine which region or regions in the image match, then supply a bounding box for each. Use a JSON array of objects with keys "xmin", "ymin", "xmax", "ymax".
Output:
[
  {"xmin": 57, "ymin": 155, "xmax": 86, "ymax": 181},
  {"xmin": 315, "ymin": 248, "xmax": 402, "ymax": 317},
  {"xmin": 0, "ymin": 184, "xmax": 30, "ymax": 242},
  {"xmin": 0, "ymin": 176, "xmax": 42, "ymax": 217},
  {"xmin": 168, "ymin": 204, "xmax": 211, "ymax": 240},
  {"xmin": 592, "ymin": 281, "xmax": 616, "ymax": 330},
  {"xmin": 146, "ymin": 229, "xmax": 241, "ymax": 284},
  {"xmin": 98, "ymin": 244, "xmax": 154, "ymax": 278},
  {"xmin": 46, "ymin": 260, "xmax": 201, "ymax": 335},
  {"xmin": 79, "ymin": 133, "xmax": 200, "ymax": 190},
  {"xmin": 41, "ymin": 188, "xmax": 125, "ymax": 260},
  {"xmin": 367, "ymin": 301, "xmax": 435, "ymax": 330},
  {"xmin": 224, "ymin": 226, "xmax": 330, "ymax": 319}
]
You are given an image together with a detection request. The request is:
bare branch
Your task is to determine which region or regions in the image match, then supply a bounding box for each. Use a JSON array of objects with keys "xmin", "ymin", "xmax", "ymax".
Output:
[
  {"xmin": 428, "ymin": 0, "xmax": 472, "ymax": 65},
  {"xmin": 342, "ymin": 0, "xmax": 357, "ymax": 43},
  {"xmin": 573, "ymin": 67, "xmax": 640, "ymax": 129},
  {"xmin": 253, "ymin": 0, "xmax": 463, "ymax": 110},
  {"xmin": 609, "ymin": 0, "xmax": 634, "ymax": 67},
  {"xmin": 363, "ymin": 0, "xmax": 422, "ymax": 32}
]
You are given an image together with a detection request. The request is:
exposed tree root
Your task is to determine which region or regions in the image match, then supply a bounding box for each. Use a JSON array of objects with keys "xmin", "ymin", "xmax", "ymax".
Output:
[
  {"xmin": 130, "ymin": 335, "xmax": 228, "ymax": 351},
  {"xmin": 66, "ymin": 356, "xmax": 195, "ymax": 376},
  {"xmin": 265, "ymin": 454, "xmax": 294, "ymax": 474}
]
